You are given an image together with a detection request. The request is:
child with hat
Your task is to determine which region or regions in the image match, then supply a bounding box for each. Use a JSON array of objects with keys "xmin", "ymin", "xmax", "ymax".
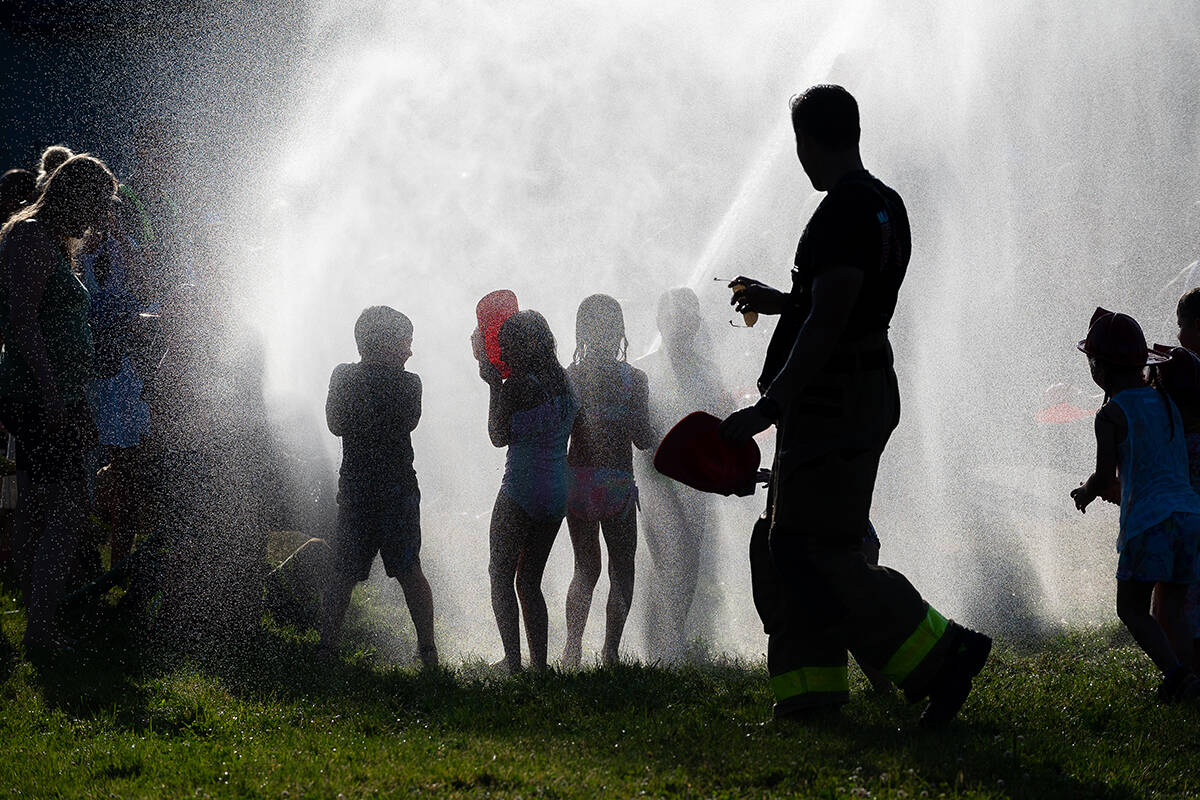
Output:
[{"xmin": 1072, "ymin": 307, "xmax": 1200, "ymax": 701}]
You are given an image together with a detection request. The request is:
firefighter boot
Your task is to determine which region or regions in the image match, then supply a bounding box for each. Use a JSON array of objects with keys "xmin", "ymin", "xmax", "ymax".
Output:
[{"xmin": 918, "ymin": 627, "xmax": 992, "ymax": 728}]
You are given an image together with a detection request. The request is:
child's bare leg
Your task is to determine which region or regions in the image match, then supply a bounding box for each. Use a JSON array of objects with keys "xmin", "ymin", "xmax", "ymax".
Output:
[
  {"xmin": 489, "ymin": 494, "xmax": 525, "ymax": 673},
  {"xmin": 674, "ymin": 516, "xmax": 703, "ymax": 659},
  {"xmin": 600, "ymin": 511, "xmax": 637, "ymax": 666},
  {"xmin": 1117, "ymin": 580, "xmax": 1181, "ymax": 673},
  {"xmin": 563, "ymin": 515, "xmax": 601, "ymax": 668},
  {"xmin": 515, "ymin": 517, "xmax": 561, "ymax": 672},
  {"xmin": 1150, "ymin": 582, "xmax": 1179, "ymax": 652},
  {"xmin": 1156, "ymin": 582, "xmax": 1193, "ymax": 667},
  {"xmin": 397, "ymin": 559, "xmax": 437, "ymax": 667},
  {"xmin": 319, "ymin": 574, "xmax": 355, "ymax": 653}
]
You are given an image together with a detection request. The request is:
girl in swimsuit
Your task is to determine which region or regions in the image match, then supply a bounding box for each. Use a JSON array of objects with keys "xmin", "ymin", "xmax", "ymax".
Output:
[
  {"xmin": 562, "ymin": 294, "xmax": 653, "ymax": 667},
  {"xmin": 480, "ymin": 310, "xmax": 578, "ymax": 672}
]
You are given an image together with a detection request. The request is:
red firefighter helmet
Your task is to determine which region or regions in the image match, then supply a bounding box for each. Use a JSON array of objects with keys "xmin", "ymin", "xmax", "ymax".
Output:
[{"xmin": 653, "ymin": 411, "xmax": 760, "ymax": 496}]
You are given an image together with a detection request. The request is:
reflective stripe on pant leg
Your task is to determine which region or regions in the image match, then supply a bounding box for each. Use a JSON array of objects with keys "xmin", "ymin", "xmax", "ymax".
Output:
[
  {"xmin": 770, "ymin": 666, "xmax": 849, "ymax": 702},
  {"xmin": 881, "ymin": 604, "xmax": 949, "ymax": 684}
]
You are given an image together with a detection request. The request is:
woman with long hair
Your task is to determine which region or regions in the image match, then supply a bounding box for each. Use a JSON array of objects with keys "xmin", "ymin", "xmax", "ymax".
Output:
[
  {"xmin": 479, "ymin": 310, "xmax": 577, "ymax": 672},
  {"xmin": 562, "ymin": 294, "xmax": 652, "ymax": 667},
  {"xmin": 0, "ymin": 154, "xmax": 117, "ymax": 652}
]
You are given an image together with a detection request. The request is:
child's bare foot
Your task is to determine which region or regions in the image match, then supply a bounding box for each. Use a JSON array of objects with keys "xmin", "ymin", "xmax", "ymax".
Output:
[
  {"xmin": 417, "ymin": 644, "xmax": 439, "ymax": 669},
  {"xmin": 562, "ymin": 642, "xmax": 582, "ymax": 670}
]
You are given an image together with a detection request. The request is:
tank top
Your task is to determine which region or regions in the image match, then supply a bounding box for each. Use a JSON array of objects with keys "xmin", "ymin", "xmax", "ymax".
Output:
[{"xmin": 1112, "ymin": 386, "xmax": 1200, "ymax": 550}]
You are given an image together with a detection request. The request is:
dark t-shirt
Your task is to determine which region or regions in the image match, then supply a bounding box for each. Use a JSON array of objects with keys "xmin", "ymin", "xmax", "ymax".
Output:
[
  {"xmin": 759, "ymin": 170, "xmax": 910, "ymax": 391},
  {"xmin": 326, "ymin": 361, "xmax": 421, "ymax": 508}
]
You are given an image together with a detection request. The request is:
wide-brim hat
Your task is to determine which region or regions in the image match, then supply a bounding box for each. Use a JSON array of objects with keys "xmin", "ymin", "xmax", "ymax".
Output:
[
  {"xmin": 653, "ymin": 411, "xmax": 760, "ymax": 497},
  {"xmin": 1076, "ymin": 306, "xmax": 1167, "ymax": 367}
]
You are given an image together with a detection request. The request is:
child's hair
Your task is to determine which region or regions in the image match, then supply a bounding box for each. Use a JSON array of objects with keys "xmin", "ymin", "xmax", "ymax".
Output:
[
  {"xmin": 500, "ymin": 310, "xmax": 557, "ymax": 372},
  {"xmin": 36, "ymin": 145, "xmax": 74, "ymax": 189},
  {"xmin": 573, "ymin": 293, "xmax": 627, "ymax": 364},
  {"xmin": 354, "ymin": 305, "xmax": 413, "ymax": 359},
  {"xmin": 0, "ymin": 154, "xmax": 117, "ymax": 265},
  {"xmin": 1178, "ymin": 288, "xmax": 1200, "ymax": 325},
  {"xmin": 499, "ymin": 309, "xmax": 570, "ymax": 399},
  {"xmin": 1152, "ymin": 346, "xmax": 1200, "ymax": 427}
]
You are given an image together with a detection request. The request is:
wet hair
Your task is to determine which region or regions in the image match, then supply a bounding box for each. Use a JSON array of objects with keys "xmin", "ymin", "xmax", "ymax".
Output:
[
  {"xmin": 354, "ymin": 305, "xmax": 413, "ymax": 359},
  {"xmin": 573, "ymin": 293, "xmax": 627, "ymax": 363},
  {"xmin": 0, "ymin": 169, "xmax": 36, "ymax": 222},
  {"xmin": 1, "ymin": 154, "xmax": 116, "ymax": 248},
  {"xmin": 1178, "ymin": 287, "xmax": 1200, "ymax": 325},
  {"xmin": 36, "ymin": 145, "xmax": 74, "ymax": 190},
  {"xmin": 500, "ymin": 309, "xmax": 570, "ymax": 398},
  {"xmin": 790, "ymin": 85, "xmax": 860, "ymax": 150}
]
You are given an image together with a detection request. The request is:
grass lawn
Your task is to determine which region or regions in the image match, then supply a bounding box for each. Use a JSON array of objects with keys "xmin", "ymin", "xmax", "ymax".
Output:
[{"xmin": 0, "ymin": 588, "xmax": 1197, "ymax": 800}]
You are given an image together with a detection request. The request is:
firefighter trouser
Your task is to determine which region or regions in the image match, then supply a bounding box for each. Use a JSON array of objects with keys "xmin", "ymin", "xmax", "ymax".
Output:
[{"xmin": 750, "ymin": 445, "xmax": 958, "ymax": 710}]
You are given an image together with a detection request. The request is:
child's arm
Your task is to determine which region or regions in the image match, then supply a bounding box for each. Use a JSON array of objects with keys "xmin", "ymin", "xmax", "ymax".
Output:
[
  {"xmin": 395, "ymin": 372, "xmax": 422, "ymax": 433},
  {"xmin": 325, "ymin": 365, "xmax": 352, "ymax": 437},
  {"xmin": 1072, "ymin": 403, "xmax": 1122, "ymax": 513},
  {"xmin": 630, "ymin": 369, "xmax": 655, "ymax": 451},
  {"xmin": 482, "ymin": 361, "xmax": 511, "ymax": 448}
]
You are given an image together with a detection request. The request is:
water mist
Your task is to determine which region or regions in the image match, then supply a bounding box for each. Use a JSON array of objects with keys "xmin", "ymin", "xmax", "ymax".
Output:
[{"xmin": 205, "ymin": 0, "xmax": 1200, "ymax": 662}]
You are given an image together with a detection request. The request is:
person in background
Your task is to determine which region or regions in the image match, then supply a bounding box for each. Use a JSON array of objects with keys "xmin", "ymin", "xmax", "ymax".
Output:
[
  {"xmin": 321, "ymin": 306, "xmax": 437, "ymax": 667},
  {"xmin": 1155, "ymin": 286, "xmax": 1200, "ymax": 670},
  {"xmin": 479, "ymin": 310, "xmax": 577, "ymax": 673},
  {"xmin": 0, "ymin": 169, "xmax": 36, "ymax": 224},
  {"xmin": 1073, "ymin": 308, "xmax": 1200, "ymax": 702},
  {"xmin": 81, "ymin": 183, "xmax": 157, "ymax": 567},
  {"xmin": 562, "ymin": 294, "xmax": 653, "ymax": 668},
  {"xmin": 34, "ymin": 145, "xmax": 73, "ymax": 194},
  {"xmin": 635, "ymin": 287, "xmax": 733, "ymax": 662},
  {"xmin": 0, "ymin": 154, "xmax": 117, "ymax": 654}
]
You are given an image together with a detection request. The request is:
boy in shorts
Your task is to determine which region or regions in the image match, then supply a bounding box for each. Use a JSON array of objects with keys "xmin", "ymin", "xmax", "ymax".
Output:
[{"xmin": 319, "ymin": 306, "xmax": 437, "ymax": 666}]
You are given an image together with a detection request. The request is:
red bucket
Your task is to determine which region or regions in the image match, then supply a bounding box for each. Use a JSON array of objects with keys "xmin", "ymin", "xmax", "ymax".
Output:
[{"xmin": 474, "ymin": 290, "xmax": 518, "ymax": 379}]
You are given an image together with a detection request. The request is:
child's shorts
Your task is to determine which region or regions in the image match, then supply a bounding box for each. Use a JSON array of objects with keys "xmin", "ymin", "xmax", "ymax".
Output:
[
  {"xmin": 334, "ymin": 493, "xmax": 421, "ymax": 582},
  {"xmin": 1116, "ymin": 512, "xmax": 1200, "ymax": 583},
  {"xmin": 567, "ymin": 466, "xmax": 636, "ymax": 523}
]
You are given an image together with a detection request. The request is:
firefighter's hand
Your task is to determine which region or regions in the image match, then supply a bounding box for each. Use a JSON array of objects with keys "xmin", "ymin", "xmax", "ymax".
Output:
[
  {"xmin": 719, "ymin": 405, "xmax": 771, "ymax": 443},
  {"xmin": 1070, "ymin": 483, "xmax": 1095, "ymax": 513},
  {"xmin": 728, "ymin": 276, "xmax": 786, "ymax": 316}
]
